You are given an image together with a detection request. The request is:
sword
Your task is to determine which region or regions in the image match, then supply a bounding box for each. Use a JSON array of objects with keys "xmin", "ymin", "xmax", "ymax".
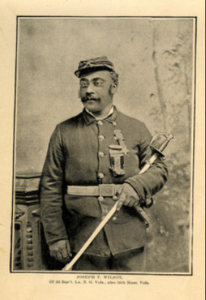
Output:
[{"xmin": 63, "ymin": 133, "xmax": 173, "ymax": 271}]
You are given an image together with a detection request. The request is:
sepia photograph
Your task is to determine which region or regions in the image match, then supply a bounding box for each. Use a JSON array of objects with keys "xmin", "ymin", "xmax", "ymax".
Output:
[{"xmin": 12, "ymin": 16, "xmax": 195, "ymax": 274}]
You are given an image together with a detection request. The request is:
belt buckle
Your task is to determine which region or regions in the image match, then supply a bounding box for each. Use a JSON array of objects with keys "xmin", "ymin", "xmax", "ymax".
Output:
[{"xmin": 99, "ymin": 184, "xmax": 115, "ymax": 197}]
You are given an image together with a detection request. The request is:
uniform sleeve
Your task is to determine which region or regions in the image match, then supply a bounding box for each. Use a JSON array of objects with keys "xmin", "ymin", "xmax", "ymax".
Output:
[
  {"xmin": 40, "ymin": 125, "xmax": 68, "ymax": 245},
  {"xmin": 125, "ymin": 122, "xmax": 168, "ymax": 201}
]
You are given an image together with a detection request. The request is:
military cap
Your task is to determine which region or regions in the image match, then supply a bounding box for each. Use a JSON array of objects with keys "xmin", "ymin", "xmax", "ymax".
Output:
[{"xmin": 74, "ymin": 56, "xmax": 115, "ymax": 78}]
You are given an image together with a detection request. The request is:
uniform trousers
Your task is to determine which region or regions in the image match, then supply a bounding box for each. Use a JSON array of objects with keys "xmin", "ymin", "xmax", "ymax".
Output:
[{"xmin": 72, "ymin": 247, "xmax": 146, "ymax": 272}]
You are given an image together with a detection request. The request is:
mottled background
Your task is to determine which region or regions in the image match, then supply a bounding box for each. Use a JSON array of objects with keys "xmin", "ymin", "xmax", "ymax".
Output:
[{"xmin": 15, "ymin": 17, "xmax": 195, "ymax": 273}]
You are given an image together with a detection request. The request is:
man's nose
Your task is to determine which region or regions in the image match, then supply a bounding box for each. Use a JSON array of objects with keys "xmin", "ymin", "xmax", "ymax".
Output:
[{"xmin": 86, "ymin": 84, "xmax": 94, "ymax": 94}]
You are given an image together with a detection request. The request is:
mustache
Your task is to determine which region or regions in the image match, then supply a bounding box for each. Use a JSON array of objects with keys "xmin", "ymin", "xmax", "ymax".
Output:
[{"xmin": 81, "ymin": 96, "xmax": 100, "ymax": 103}]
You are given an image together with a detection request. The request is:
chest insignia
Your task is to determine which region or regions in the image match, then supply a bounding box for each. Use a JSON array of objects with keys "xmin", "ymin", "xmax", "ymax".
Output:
[{"xmin": 108, "ymin": 129, "xmax": 129, "ymax": 176}]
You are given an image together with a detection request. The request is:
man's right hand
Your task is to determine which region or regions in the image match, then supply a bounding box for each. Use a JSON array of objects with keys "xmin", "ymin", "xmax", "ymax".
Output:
[{"xmin": 49, "ymin": 240, "xmax": 72, "ymax": 263}]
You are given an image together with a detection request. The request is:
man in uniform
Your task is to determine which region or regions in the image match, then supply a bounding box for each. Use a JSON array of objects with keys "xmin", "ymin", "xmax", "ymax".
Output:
[{"xmin": 40, "ymin": 56, "xmax": 168, "ymax": 271}]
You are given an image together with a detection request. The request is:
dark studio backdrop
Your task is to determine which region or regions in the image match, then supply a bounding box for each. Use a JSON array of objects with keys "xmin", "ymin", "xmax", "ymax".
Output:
[{"xmin": 15, "ymin": 17, "xmax": 195, "ymax": 273}]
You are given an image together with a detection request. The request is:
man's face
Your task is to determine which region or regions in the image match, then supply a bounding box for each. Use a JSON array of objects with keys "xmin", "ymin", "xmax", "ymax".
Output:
[{"xmin": 79, "ymin": 70, "xmax": 117, "ymax": 113}]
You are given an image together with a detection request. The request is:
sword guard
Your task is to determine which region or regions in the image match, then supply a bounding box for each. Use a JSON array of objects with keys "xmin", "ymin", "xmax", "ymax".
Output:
[{"xmin": 140, "ymin": 197, "xmax": 153, "ymax": 208}]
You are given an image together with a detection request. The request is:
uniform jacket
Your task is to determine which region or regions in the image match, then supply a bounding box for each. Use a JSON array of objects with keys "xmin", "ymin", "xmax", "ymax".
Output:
[{"xmin": 40, "ymin": 106, "xmax": 168, "ymax": 256}]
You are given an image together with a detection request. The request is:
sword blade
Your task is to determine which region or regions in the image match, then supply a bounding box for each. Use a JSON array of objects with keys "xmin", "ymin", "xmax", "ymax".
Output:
[{"xmin": 63, "ymin": 134, "xmax": 173, "ymax": 271}]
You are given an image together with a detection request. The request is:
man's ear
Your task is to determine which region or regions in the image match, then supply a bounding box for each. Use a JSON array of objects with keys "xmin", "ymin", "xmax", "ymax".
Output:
[
  {"xmin": 78, "ymin": 89, "xmax": 81, "ymax": 98},
  {"xmin": 110, "ymin": 84, "xmax": 118, "ymax": 95}
]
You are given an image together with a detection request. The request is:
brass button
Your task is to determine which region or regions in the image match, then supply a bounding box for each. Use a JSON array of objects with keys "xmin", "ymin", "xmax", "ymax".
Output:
[
  {"xmin": 113, "ymin": 122, "xmax": 117, "ymax": 126},
  {"xmin": 98, "ymin": 135, "xmax": 104, "ymax": 141},
  {"xmin": 99, "ymin": 152, "xmax": 104, "ymax": 158},
  {"xmin": 98, "ymin": 120, "xmax": 103, "ymax": 126},
  {"xmin": 113, "ymin": 195, "xmax": 118, "ymax": 200},
  {"xmin": 112, "ymin": 217, "xmax": 117, "ymax": 221},
  {"xmin": 98, "ymin": 173, "xmax": 104, "ymax": 179},
  {"xmin": 98, "ymin": 196, "xmax": 104, "ymax": 202}
]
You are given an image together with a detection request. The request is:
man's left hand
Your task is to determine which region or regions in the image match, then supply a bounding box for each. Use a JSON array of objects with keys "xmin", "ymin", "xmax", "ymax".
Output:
[{"xmin": 116, "ymin": 183, "xmax": 140, "ymax": 211}]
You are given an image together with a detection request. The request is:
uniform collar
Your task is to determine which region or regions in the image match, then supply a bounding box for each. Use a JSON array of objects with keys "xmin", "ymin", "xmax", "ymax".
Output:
[
  {"xmin": 85, "ymin": 106, "xmax": 114, "ymax": 120},
  {"xmin": 82, "ymin": 105, "xmax": 118, "ymax": 125}
]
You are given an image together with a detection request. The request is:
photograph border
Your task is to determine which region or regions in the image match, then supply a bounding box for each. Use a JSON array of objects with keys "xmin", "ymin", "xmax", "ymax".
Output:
[{"xmin": 10, "ymin": 15, "xmax": 197, "ymax": 276}]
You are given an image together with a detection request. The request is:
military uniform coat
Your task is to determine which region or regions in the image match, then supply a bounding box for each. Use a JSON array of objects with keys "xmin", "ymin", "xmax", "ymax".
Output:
[{"xmin": 40, "ymin": 107, "xmax": 168, "ymax": 257}]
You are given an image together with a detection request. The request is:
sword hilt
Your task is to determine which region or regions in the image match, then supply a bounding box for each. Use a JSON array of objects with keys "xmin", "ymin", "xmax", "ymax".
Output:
[{"xmin": 150, "ymin": 133, "xmax": 174, "ymax": 157}]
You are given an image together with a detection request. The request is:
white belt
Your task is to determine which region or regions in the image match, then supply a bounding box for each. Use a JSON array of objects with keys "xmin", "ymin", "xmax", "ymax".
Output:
[{"xmin": 67, "ymin": 184, "xmax": 122, "ymax": 197}]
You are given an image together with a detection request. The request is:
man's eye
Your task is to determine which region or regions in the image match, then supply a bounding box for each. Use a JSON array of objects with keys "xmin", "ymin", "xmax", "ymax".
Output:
[
  {"xmin": 80, "ymin": 82, "xmax": 88, "ymax": 88},
  {"xmin": 93, "ymin": 81, "xmax": 103, "ymax": 87}
]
